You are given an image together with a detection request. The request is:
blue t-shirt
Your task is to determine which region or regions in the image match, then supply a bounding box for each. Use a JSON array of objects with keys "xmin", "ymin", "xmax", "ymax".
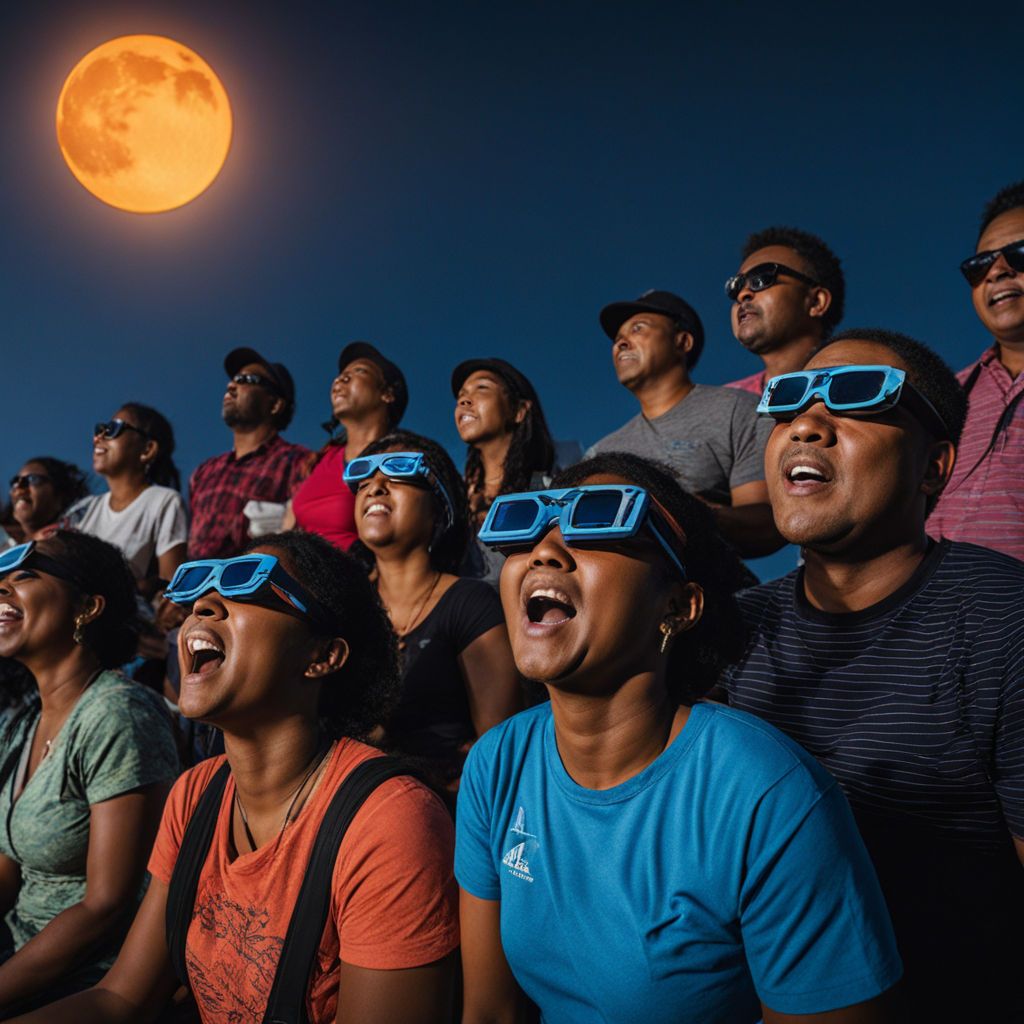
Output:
[{"xmin": 456, "ymin": 702, "xmax": 901, "ymax": 1024}]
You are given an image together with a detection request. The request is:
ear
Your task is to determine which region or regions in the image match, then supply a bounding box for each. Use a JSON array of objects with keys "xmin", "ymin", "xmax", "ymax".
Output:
[
  {"xmin": 673, "ymin": 330, "xmax": 695, "ymax": 362},
  {"xmin": 661, "ymin": 582, "xmax": 704, "ymax": 641},
  {"xmin": 513, "ymin": 398, "xmax": 532, "ymax": 426},
  {"xmin": 806, "ymin": 287, "xmax": 833, "ymax": 321},
  {"xmin": 78, "ymin": 594, "xmax": 105, "ymax": 627},
  {"xmin": 921, "ymin": 439, "xmax": 957, "ymax": 501},
  {"xmin": 139, "ymin": 439, "xmax": 158, "ymax": 468},
  {"xmin": 269, "ymin": 395, "xmax": 285, "ymax": 420},
  {"xmin": 380, "ymin": 385, "xmax": 396, "ymax": 408},
  {"xmin": 304, "ymin": 637, "xmax": 350, "ymax": 679}
]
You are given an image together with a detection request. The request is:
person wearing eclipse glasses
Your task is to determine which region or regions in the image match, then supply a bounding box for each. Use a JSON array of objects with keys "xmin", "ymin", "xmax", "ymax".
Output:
[
  {"xmin": 724, "ymin": 225, "xmax": 846, "ymax": 396},
  {"xmin": 346, "ymin": 432, "xmax": 521, "ymax": 794},
  {"xmin": 927, "ymin": 180, "xmax": 1024, "ymax": 562},
  {"xmin": 588, "ymin": 289, "xmax": 783, "ymax": 558},
  {"xmin": 11, "ymin": 530, "xmax": 459, "ymax": 1024},
  {"xmin": 456, "ymin": 451, "xmax": 902, "ymax": 1024},
  {"xmin": 722, "ymin": 329, "xmax": 1024, "ymax": 1021}
]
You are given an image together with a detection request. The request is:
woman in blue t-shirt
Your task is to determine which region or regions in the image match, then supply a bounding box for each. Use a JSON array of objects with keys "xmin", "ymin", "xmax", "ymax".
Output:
[{"xmin": 456, "ymin": 452, "xmax": 903, "ymax": 1024}]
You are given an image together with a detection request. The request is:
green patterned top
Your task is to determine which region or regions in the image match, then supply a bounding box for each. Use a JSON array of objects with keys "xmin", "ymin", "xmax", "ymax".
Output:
[{"xmin": 0, "ymin": 670, "xmax": 179, "ymax": 976}]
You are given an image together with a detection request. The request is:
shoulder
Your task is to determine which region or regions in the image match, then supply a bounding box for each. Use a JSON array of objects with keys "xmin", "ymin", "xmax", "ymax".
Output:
[
  {"xmin": 444, "ymin": 577, "xmax": 503, "ymax": 612},
  {"xmin": 464, "ymin": 705, "xmax": 548, "ymax": 778},
  {"xmin": 691, "ymin": 383, "xmax": 760, "ymax": 413},
  {"xmin": 941, "ymin": 540, "xmax": 1024, "ymax": 584},
  {"xmin": 933, "ymin": 542, "xmax": 1024, "ymax": 630},
  {"xmin": 272, "ymin": 437, "xmax": 312, "ymax": 460},
  {"xmin": 67, "ymin": 494, "xmax": 101, "ymax": 517},
  {"xmin": 592, "ymin": 413, "xmax": 644, "ymax": 449},
  {"xmin": 190, "ymin": 452, "xmax": 229, "ymax": 481},
  {"xmin": 734, "ymin": 573, "xmax": 796, "ymax": 626},
  {"xmin": 143, "ymin": 485, "xmax": 185, "ymax": 509},
  {"xmin": 77, "ymin": 671, "xmax": 171, "ymax": 724}
]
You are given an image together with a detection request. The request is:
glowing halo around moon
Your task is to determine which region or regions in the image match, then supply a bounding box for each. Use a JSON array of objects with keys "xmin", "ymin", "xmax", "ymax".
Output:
[{"xmin": 56, "ymin": 35, "xmax": 232, "ymax": 214}]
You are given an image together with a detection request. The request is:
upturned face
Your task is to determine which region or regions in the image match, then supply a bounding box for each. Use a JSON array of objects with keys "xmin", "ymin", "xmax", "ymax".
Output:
[
  {"xmin": 353, "ymin": 445, "xmax": 436, "ymax": 555},
  {"xmin": 730, "ymin": 245, "xmax": 824, "ymax": 354},
  {"xmin": 498, "ymin": 473, "xmax": 695, "ymax": 691},
  {"xmin": 93, "ymin": 407, "xmax": 152, "ymax": 478},
  {"xmin": 222, "ymin": 362, "xmax": 280, "ymax": 429},
  {"xmin": 331, "ymin": 358, "xmax": 391, "ymax": 420},
  {"xmin": 454, "ymin": 370, "xmax": 519, "ymax": 445},
  {"xmin": 970, "ymin": 207, "xmax": 1024, "ymax": 346},
  {"xmin": 10, "ymin": 462, "xmax": 62, "ymax": 532},
  {"xmin": 176, "ymin": 546, "xmax": 334, "ymax": 727},
  {"xmin": 764, "ymin": 339, "xmax": 945, "ymax": 554},
  {"xmin": 611, "ymin": 313, "xmax": 686, "ymax": 390}
]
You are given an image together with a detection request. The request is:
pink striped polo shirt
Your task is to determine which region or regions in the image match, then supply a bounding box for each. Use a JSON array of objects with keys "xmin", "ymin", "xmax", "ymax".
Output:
[
  {"xmin": 927, "ymin": 346, "xmax": 1024, "ymax": 562},
  {"xmin": 725, "ymin": 369, "xmax": 766, "ymax": 396}
]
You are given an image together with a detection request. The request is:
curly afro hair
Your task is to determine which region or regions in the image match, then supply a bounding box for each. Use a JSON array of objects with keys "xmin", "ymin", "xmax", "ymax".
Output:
[
  {"xmin": 243, "ymin": 531, "xmax": 401, "ymax": 741},
  {"xmin": 742, "ymin": 226, "xmax": 845, "ymax": 337},
  {"xmin": 44, "ymin": 530, "xmax": 140, "ymax": 668},
  {"xmin": 353, "ymin": 430, "xmax": 471, "ymax": 574},
  {"xmin": 978, "ymin": 180, "xmax": 1024, "ymax": 240},
  {"xmin": 551, "ymin": 453, "xmax": 755, "ymax": 703}
]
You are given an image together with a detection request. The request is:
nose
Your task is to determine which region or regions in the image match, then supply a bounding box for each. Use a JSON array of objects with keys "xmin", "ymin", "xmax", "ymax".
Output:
[
  {"xmin": 736, "ymin": 278, "xmax": 755, "ymax": 303},
  {"xmin": 785, "ymin": 402, "xmax": 838, "ymax": 445},
  {"xmin": 191, "ymin": 590, "xmax": 228, "ymax": 620},
  {"xmin": 362, "ymin": 472, "xmax": 390, "ymax": 497},
  {"xmin": 10, "ymin": 478, "xmax": 28, "ymax": 494},
  {"xmin": 528, "ymin": 524, "xmax": 576, "ymax": 571},
  {"xmin": 457, "ymin": 393, "xmax": 472, "ymax": 408},
  {"xmin": 986, "ymin": 251, "xmax": 1018, "ymax": 281}
]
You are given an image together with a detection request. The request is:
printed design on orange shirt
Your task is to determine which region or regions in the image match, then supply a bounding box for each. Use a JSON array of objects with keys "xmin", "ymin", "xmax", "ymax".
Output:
[
  {"xmin": 187, "ymin": 884, "xmax": 286, "ymax": 1022},
  {"xmin": 502, "ymin": 806, "xmax": 539, "ymax": 883}
]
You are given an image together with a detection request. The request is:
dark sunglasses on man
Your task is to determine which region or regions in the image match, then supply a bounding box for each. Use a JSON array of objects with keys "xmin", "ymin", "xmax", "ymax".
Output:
[
  {"xmin": 959, "ymin": 239, "xmax": 1024, "ymax": 287},
  {"xmin": 725, "ymin": 262, "xmax": 819, "ymax": 301},
  {"xmin": 9, "ymin": 473, "xmax": 50, "ymax": 491},
  {"xmin": 94, "ymin": 419, "xmax": 149, "ymax": 441},
  {"xmin": 231, "ymin": 372, "xmax": 280, "ymax": 393}
]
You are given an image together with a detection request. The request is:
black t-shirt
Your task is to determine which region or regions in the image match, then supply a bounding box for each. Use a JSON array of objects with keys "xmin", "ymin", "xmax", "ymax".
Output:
[
  {"xmin": 723, "ymin": 540, "xmax": 1024, "ymax": 1021},
  {"xmin": 388, "ymin": 578, "xmax": 506, "ymax": 777}
]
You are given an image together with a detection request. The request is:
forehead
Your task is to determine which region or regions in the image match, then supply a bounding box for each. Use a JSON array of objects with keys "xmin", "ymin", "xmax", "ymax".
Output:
[
  {"xmin": 463, "ymin": 370, "xmax": 505, "ymax": 389},
  {"xmin": 113, "ymin": 406, "xmax": 139, "ymax": 426},
  {"xmin": 341, "ymin": 357, "xmax": 384, "ymax": 381},
  {"xmin": 19, "ymin": 460, "xmax": 48, "ymax": 475},
  {"xmin": 740, "ymin": 244, "xmax": 814, "ymax": 278},
  {"xmin": 239, "ymin": 361, "xmax": 271, "ymax": 377},
  {"xmin": 977, "ymin": 207, "xmax": 1024, "ymax": 252},
  {"xmin": 805, "ymin": 339, "xmax": 909, "ymax": 374},
  {"xmin": 619, "ymin": 311, "xmax": 675, "ymax": 333}
]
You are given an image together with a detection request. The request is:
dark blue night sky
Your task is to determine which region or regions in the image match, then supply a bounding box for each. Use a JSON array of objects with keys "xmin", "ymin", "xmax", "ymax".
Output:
[{"xmin": 2, "ymin": 0, "xmax": 1021, "ymax": 579}]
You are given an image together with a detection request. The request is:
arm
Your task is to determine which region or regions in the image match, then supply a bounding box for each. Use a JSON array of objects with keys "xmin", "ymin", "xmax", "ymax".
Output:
[
  {"xmin": 0, "ymin": 854, "xmax": 21, "ymax": 918},
  {"xmin": 460, "ymin": 890, "xmax": 532, "ymax": 1024},
  {"xmin": 763, "ymin": 988, "xmax": 899, "ymax": 1023},
  {"xmin": 0, "ymin": 783, "xmax": 169, "ymax": 1012},
  {"xmin": 335, "ymin": 952, "xmax": 456, "ymax": 1024},
  {"xmin": 281, "ymin": 500, "xmax": 296, "ymax": 531},
  {"xmin": 458, "ymin": 625, "xmax": 523, "ymax": 739},
  {"xmin": 711, "ymin": 480, "xmax": 784, "ymax": 557},
  {"xmin": 8, "ymin": 878, "xmax": 180, "ymax": 1024},
  {"xmin": 1014, "ymin": 835, "xmax": 1024, "ymax": 867},
  {"xmin": 156, "ymin": 544, "xmax": 187, "ymax": 585}
]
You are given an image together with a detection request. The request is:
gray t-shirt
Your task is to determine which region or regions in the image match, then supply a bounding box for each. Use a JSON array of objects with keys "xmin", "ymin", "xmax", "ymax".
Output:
[
  {"xmin": 588, "ymin": 384, "xmax": 773, "ymax": 504},
  {"xmin": 67, "ymin": 486, "xmax": 187, "ymax": 580}
]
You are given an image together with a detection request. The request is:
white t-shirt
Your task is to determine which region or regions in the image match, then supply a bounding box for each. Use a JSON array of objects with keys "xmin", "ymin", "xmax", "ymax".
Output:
[{"xmin": 68, "ymin": 486, "xmax": 188, "ymax": 580}]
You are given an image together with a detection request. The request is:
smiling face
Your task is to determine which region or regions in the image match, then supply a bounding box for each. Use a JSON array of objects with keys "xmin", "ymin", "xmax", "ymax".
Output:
[
  {"xmin": 93, "ymin": 407, "xmax": 152, "ymax": 479},
  {"xmin": 731, "ymin": 245, "xmax": 825, "ymax": 354},
  {"xmin": 454, "ymin": 370, "xmax": 521, "ymax": 445},
  {"xmin": 331, "ymin": 357, "xmax": 392, "ymax": 423},
  {"xmin": 612, "ymin": 313, "xmax": 688, "ymax": 390},
  {"xmin": 971, "ymin": 207, "xmax": 1024, "ymax": 347},
  {"xmin": 9, "ymin": 462, "xmax": 61, "ymax": 534},
  {"xmin": 176, "ymin": 546, "xmax": 338, "ymax": 727},
  {"xmin": 765, "ymin": 340, "xmax": 946, "ymax": 553},
  {"xmin": 353, "ymin": 445, "xmax": 437, "ymax": 556},
  {"xmin": 498, "ymin": 473, "xmax": 695, "ymax": 691},
  {"xmin": 222, "ymin": 362, "xmax": 281, "ymax": 429}
]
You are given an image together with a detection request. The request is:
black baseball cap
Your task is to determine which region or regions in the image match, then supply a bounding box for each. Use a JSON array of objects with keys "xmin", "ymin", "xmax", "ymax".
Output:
[
  {"xmin": 599, "ymin": 289, "xmax": 706, "ymax": 369},
  {"xmin": 337, "ymin": 341, "xmax": 409, "ymax": 426},
  {"xmin": 451, "ymin": 357, "xmax": 542, "ymax": 406},
  {"xmin": 224, "ymin": 347, "xmax": 296, "ymax": 405}
]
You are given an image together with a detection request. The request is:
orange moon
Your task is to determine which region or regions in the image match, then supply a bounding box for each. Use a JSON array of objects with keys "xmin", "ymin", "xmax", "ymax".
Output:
[{"xmin": 56, "ymin": 35, "xmax": 232, "ymax": 214}]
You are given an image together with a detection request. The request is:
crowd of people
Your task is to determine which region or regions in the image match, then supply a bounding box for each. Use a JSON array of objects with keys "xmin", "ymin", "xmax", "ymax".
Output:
[{"xmin": 0, "ymin": 178, "xmax": 1020, "ymax": 1023}]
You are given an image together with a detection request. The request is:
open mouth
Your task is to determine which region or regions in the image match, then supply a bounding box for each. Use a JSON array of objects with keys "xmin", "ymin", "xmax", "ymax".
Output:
[
  {"xmin": 989, "ymin": 287, "xmax": 1023, "ymax": 307},
  {"xmin": 526, "ymin": 587, "xmax": 577, "ymax": 625},
  {"xmin": 186, "ymin": 634, "xmax": 226, "ymax": 676},
  {"xmin": 786, "ymin": 463, "xmax": 830, "ymax": 484},
  {"xmin": 363, "ymin": 502, "xmax": 390, "ymax": 518},
  {"xmin": 0, "ymin": 602, "xmax": 23, "ymax": 624}
]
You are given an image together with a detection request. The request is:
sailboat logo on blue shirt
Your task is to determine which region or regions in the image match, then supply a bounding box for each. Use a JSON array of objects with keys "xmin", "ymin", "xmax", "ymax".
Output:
[{"xmin": 502, "ymin": 806, "xmax": 538, "ymax": 883}]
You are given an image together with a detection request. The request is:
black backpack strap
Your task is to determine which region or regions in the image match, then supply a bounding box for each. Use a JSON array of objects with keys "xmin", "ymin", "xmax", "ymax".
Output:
[
  {"xmin": 262, "ymin": 757, "xmax": 418, "ymax": 1024},
  {"xmin": 165, "ymin": 761, "xmax": 232, "ymax": 987}
]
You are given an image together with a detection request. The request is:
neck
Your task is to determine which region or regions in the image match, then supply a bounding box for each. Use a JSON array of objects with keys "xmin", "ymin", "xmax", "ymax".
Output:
[
  {"xmin": 996, "ymin": 338, "xmax": 1024, "ymax": 379},
  {"xmin": 224, "ymin": 713, "xmax": 324, "ymax": 816},
  {"xmin": 633, "ymin": 368, "xmax": 694, "ymax": 420},
  {"xmin": 801, "ymin": 530, "xmax": 931, "ymax": 613},
  {"xmin": 474, "ymin": 435, "xmax": 513, "ymax": 493},
  {"xmin": 105, "ymin": 472, "xmax": 149, "ymax": 509},
  {"xmin": 23, "ymin": 645, "xmax": 102, "ymax": 717},
  {"xmin": 374, "ymin": 546, "xmax": 437, "ymax": 609},
  {"xmin": 341, "ymin": 411, "xmax": 390, "ymax": 461},
  {"xmin": 758, "ymin": 335, "xmax": 820, "ymax": 379},
  {"xmin": 232, "ymin": 422, "xmax": 277, "ymax": 459},
  {"xmin": 547, "ymin": 673, "xmax": 687, "ymax": 790}
]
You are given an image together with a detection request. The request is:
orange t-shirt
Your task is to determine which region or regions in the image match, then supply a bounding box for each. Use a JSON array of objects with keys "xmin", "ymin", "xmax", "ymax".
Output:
[{"xmin": 148, "ymin": 739, "xmax": 459, "ymax": 1024}]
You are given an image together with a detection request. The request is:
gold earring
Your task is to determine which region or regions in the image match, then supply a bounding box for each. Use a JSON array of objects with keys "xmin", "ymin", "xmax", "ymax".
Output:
[
  {"xmin": 659, "ymin": 621, "xmax": 675, "ymax": 655},
  {"xmin": 73, "ymin": 615, "xmax": 87, "ymax": 645}
]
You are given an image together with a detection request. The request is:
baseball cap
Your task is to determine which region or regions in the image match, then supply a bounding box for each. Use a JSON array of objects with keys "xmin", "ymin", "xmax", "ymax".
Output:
[
  {"xmin": 599, "ymin": 290, "xmax": 706, "ymax": 369},
  {"xmin": 337, "ymin": 342, "xmax": 409, "ymax": 426}
]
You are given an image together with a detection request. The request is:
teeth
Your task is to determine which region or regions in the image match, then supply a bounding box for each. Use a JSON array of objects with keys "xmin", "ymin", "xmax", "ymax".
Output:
[
  {"xmin": 0, "ymin": 603, "xmax": 22, "ymax": 620},
  {"xmin": 364, "ymin": 503, "xmax": 390, "ymax": 516},
  {"xmin": 992, "ymin": 290, "xmax": 1021, "ymax": 302},
  {"xmin": 528, "ymin": 586, "xmax": 573, "ymax": 607},
  {"xmin": 186, "ymin": 636, "xmax": 223, "ymax": 656},
  {"xmin": 788, "ymin": 464, "xmax": 827, "ymax": 481}
]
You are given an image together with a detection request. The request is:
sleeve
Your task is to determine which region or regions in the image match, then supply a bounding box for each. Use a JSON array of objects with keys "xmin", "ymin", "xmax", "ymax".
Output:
[
  {"xmin": 61, "ymin": 495, "xmax": 95, "ymax": 530},
  {"xmin": 727, "ymin": 395, "xmax": 772, "ymax": 490},
  {"xmin": 454, "ymin": 738, "xmax": 501, "ymax": 899},
  {"xmin": 286, "ymin": 446, "xmax": 313, "ymax": 496},
  {"xmin": 448, "ymin": 581, "xmax": 507, "ymax": 654},
  {"xmin": 994, "ymin": 627, "xmax": 1024, "ymax": 838},
  {"xmin": 154, "ymin": 491, "xmax": 189, "ymax": 557},
  {"xmin": 331, "ymin": 778, "xmax": 459, "ymax": 970},
  {"xmin": 739, "ymin": 773, "xmax": 903, "ymax": 1015},
  {"xmin": 75, "ymin": 684, "xmax": 181, "ymax": 806}
]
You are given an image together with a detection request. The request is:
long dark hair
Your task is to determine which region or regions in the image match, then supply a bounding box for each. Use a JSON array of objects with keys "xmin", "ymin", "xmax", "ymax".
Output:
[{"xmin": 120, "ymin": 403, "xmax": 181, "ymax": 491}]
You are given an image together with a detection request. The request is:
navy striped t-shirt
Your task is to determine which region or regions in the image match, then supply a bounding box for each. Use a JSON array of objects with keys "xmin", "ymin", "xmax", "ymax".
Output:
[{"xmin": 723, "ymin": 539, "xmax": 1024, "ymax": 1020}]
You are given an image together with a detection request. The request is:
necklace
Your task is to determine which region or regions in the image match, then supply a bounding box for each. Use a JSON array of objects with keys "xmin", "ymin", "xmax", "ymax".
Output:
[
  {"xmin": 234, "ymin": 740, "xmax": 334, "ymax": 854},
  {"xmin": 383, "ymin": 572, "xmax": 441, "ymax": 651}
]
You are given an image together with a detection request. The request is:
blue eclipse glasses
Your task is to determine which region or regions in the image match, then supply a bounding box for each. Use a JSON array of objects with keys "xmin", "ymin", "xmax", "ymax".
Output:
[
  {"xmin": 0, "ymin": 541, "xmax": 82, "ymax": 588},
  {"xmin": 343, "ymin": 451, "xmax": 454, "ymax": 526},
  {"xmin": 757, "ymin": 364, "xmax": 950, "ymax": 440},
  {"xmin": 164, "ymin": 554, "xmax": 335, "ymax": 633},
  {"xmin": 478, "ymin": 485, "xmax": 687, "ymax": 578}
]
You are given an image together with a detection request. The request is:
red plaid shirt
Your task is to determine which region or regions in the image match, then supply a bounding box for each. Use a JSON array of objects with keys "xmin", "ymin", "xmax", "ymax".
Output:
[{"xmin": 188, "ymin": 435, "xmax": 311, "ymax": 559}]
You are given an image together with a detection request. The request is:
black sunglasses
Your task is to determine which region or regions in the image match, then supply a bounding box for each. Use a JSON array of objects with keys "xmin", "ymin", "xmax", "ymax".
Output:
[
  {"xmin": 94, "ymin": 419, "xmax": 149, "ymax": 441},
  {"xmin": 9, "ymin": 473, "xmax": 51, "ymax": 490},
  {"xmin": 959, "ymin": 239, "xmax": 1024, "ymax": 287},
  {"xmin": 231, "ymin": 372, "xmax": 280, "ymax": 393},
  {"xmin": 725, "ymin": 262, "xmax": 819, "ymax": 301}
]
